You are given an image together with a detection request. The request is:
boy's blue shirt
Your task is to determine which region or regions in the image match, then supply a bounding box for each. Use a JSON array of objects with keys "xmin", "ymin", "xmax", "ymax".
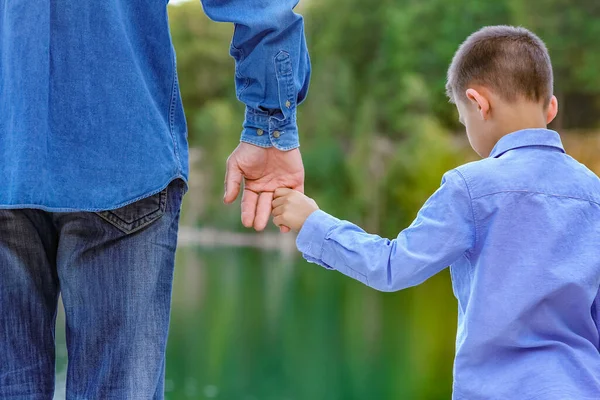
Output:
[
  {"xmin": 298, "ymin": 128, "xmax": 600, "ymax": 399},
  {"xmin": 0, "ymin": 0, "xmax": 309, "ymax": 211}
]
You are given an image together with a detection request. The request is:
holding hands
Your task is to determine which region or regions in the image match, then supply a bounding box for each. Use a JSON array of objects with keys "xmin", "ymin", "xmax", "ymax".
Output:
[
  {"xmin": 223, "ymin": 143, "xmax": 318, "ymax": 233},
  {"xmin": 223, "ymin": 143, "xmax": 305, "ymax": 232},
  {"xmin": 272, "ymin": 188, "xmax": 319, "ymax": 232}
]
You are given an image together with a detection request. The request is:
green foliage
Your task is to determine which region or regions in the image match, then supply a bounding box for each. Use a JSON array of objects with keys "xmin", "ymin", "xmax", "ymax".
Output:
[{"xmin": 168, "ymin": 2, "xmax": 239, "ymax": 148}]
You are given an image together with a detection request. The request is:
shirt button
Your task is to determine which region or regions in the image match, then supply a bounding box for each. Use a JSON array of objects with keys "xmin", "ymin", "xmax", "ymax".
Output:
[
  {"xmin": 257, "ymin": 129, "xmax": 264, "ymax": 136},
  {"xmin": 273, "ymin": 130, "xmax": 281, "ymax": 138},
  {"xmin": 285, "ymin": 100, "xmax": 291, "ymax": 108}
]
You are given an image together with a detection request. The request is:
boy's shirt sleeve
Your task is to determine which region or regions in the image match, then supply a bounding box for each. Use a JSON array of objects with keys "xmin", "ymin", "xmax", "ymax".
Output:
[
  {"xmin": 296, "ymin": 169, "xmax": 476, "ymax": 291},
  {"xmin": 200, "ymin": 0, "xmax": 311, "ymax": 151},
  {"xmin": 593, "ymin": 289, "xmax": 600, "ymax": 351}
]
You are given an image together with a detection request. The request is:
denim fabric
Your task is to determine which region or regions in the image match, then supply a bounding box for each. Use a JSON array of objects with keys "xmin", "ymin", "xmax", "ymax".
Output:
[
  {"xmin": 297, "ymin": 129, "xmax": 600, "ymax": 399},
  {"xmin": 0, "ymin": 177, "xmax": 186, "ymax": 399},
  {"xmin": 0, "ymin": 0, "xmax": 310, "ymax": 212}
]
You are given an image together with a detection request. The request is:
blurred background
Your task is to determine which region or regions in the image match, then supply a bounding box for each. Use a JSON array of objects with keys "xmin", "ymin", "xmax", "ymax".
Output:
[{"xmin": 55, "ymin": 0, "xmax": 600, "ymax": 399}]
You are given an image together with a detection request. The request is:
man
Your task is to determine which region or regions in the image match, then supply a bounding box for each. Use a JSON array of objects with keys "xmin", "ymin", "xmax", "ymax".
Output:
[{"xmin": 0, "ymin": 0, "xmax": 310, "ymax": 398}]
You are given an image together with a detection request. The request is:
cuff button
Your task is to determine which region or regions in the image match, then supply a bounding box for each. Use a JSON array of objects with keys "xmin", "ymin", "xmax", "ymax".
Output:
[
  {"xmin": 273, "ymin": 130, "xmax": 281, "ymax": 138},
  {"xmin": 257, "ymin": 129, "xmax": 264, "ymax": 136}
]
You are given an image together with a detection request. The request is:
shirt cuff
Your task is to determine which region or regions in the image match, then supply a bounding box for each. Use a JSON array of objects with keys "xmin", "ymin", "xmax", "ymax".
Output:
[
  {"xmin": 241, "ymin": 106, "xmax": 300, "ymax": 151},
  {"xmin": 296, "ymin": 209, "xmax": 341, "ymax": 270}
]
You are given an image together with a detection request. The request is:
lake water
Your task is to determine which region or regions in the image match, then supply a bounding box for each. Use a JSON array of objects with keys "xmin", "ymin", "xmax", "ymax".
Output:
[{"xmin": 54, "ymin": 243, "xmax": 457, "ymax": 399}]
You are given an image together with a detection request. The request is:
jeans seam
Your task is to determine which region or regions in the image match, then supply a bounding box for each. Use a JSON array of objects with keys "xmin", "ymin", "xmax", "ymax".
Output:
[
  {"xmin": 102, "ymin": 188, "xmax": 167, "ymax": 226},
  {"xmin": 95, "ymin": 185, "xmax": 169, "ymax": 234}
]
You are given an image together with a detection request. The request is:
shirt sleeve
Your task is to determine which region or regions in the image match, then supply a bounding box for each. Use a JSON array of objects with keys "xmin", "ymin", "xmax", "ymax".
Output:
[
  {"xmin": 593, "ymin": 289, "xmax": 600, "ymax": 351},
  {"xmin": 200, "ymin": 0, "xmax": 311, "ymax": 151},
  {"xmin": 296, "ymin": 169, "xmax": 476, "ymax": 292}
]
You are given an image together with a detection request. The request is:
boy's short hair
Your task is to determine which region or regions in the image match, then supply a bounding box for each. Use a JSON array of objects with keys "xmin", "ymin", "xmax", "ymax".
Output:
[{"xmin": 446, "ymin": 25, "xmax": 553, "ymax": 106}]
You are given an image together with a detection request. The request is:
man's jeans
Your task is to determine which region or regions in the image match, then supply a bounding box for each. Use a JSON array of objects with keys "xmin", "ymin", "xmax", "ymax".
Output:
[{"xmin": 0, "ymin": 178, "xmax": 186, "ymax": 399}]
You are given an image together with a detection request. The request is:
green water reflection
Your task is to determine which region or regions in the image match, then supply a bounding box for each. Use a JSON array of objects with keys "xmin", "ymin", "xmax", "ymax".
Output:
[{"xmin": 56, "ymin": 245, "xmax": 457, "ymax": 399}]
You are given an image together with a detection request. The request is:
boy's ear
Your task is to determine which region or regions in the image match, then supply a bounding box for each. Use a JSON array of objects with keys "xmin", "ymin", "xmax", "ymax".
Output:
[
  {"xmin": 465, "ymin": 88, "xmax": 491, "ymax": 120},
  {"xmin": 546, "ymin": 95, "xmax": 558, "ymax": 124}
]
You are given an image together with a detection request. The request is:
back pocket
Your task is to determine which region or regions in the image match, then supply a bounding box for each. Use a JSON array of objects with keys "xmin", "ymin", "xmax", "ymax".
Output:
[{"xmin": 95, "ymin": 187, "xmax": 168, "ymax": 235}]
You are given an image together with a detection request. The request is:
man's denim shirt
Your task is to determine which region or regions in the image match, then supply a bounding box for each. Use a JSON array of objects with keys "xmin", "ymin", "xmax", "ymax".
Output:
[
  {"xmin": 0, "ymin": 0, "xmax": 310, "ymax": 211},
  {"xmin": 298, "ymin": 129, "xmax": 600, "ymax": 399}
]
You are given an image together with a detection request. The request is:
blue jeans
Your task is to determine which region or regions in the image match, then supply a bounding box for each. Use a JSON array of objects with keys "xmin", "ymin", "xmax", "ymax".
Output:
[{"xmin": 0, "ymin": 178, "xmax": 186, "ymax": 399}]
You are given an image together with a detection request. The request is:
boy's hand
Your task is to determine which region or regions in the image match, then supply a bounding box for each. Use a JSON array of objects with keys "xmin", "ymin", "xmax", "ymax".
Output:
[{"xmin": 272, "ymin": 188, "xmax": 319, "ymax": 232}]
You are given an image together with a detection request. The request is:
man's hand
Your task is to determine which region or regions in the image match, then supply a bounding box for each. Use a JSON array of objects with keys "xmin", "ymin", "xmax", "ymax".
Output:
[
  {"xmin": 271, "ymin": 188, "xmax": 319, "ymax": 232},
  {"xmin": 224, "ymin": 143, "xmax": 304, "ymax": 232}
]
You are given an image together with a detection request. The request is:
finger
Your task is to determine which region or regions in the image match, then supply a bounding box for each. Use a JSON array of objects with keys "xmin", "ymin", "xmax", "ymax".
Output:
[
  {"xmin": 224, "ymin": 158, "xmax": 243, "ymax": 204},
  {"xmin": 272, "ymin": 216, "xmax": 290, "ymax": 232},
  {"xmin": 294, "ymin": 182, "xmax": 305, "ymax": 194},
  {"xmin": 253, "ymin": 191, "xmax": 273, "ymax": 231},
  {"xmin": 241, "ymin": 188, "xmax": 258, "ymax": 228},
  {"xmin": 272, "ymin": 196, "xmax": 287, "ymax": 208},
  {"xmin": 273, "ymin": 215, "xmax": 284, "ymax": 227},
  {"xmin": 271, "ymin": 205, "xmax": 285, "ymax": 216},
  {"xmin": 273, "ymin": 187, "xmax": 293, "ymax": 199}
]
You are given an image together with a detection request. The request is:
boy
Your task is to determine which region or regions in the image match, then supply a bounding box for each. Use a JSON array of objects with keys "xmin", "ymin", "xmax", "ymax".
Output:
[{"xmin": 272, "ymin": 26, "xmax": 600, "ymax": 399}]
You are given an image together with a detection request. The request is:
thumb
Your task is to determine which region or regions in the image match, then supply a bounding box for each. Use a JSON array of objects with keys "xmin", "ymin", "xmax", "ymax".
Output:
[
  {"xmin": 273, "ymin": 187, "xmax": 294, "ymax": 199},
  {"xmin": 224, "ymin": 158, "xmax": 242, "ymax": 204}
]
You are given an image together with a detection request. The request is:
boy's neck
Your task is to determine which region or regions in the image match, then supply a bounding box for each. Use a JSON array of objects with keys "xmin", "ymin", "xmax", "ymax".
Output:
[{"xmin": 491, "ymin": 101, "xmax": 549, "ymax": 142}]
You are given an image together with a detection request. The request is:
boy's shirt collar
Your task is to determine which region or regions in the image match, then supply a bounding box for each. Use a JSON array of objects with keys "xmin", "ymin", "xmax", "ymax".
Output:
[{"xmin": 488, "ymin": 128, "xmax": 565, "ymax": 158}]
